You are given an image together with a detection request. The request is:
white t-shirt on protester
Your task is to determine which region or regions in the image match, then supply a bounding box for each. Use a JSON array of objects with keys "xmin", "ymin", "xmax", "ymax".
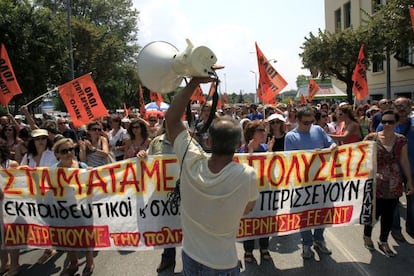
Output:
[
  {"xmin": 173, "ymin": 130, "xmax": 259, "ymax": 270},
  {"xmin": 20, "ymin": 149, "xmax": 57, "ymax": 168}
]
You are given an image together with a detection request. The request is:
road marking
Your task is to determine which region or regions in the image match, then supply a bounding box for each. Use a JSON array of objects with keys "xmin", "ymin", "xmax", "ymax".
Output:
[{"xmin": 326, "ymin": 230, "xmax": 371, "ymax": 276}]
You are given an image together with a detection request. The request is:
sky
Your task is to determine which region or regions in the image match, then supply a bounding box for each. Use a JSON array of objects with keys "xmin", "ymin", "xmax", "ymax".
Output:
[{"xmin": 132, "ymin": 0, "xmax": 326, "ymax": 94}]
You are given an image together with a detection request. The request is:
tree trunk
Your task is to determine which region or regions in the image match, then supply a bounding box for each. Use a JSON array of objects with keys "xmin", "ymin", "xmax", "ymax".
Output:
[{"xmin": 346, "ymin": 80, "xmax": 354, "ymax": 104}]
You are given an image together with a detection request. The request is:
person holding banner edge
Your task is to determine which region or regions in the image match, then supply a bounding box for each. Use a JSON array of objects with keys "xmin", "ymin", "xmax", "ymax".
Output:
[
  {"xmin": 363, "ymin": 110, "xmax": 413, "ymax": 257},
  {"xmin": 165, "ymin": 77, "xmax": 258, "ymax": 275},
  {"xmin": 284, "ymin": 106, "xmax": 337, "ymax": 259},
  {"xmin": 51, "ymin": 138, "xmax": 95, "ymax": 276}
]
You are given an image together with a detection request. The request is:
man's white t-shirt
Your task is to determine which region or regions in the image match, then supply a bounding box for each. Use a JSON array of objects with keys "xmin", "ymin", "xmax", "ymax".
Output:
[{"xmin": 174, "ymin": 130, "xmax": 259, "ymax": 269}]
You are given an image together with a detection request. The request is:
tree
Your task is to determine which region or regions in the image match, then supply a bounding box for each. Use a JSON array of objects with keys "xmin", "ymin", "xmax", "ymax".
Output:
[
  {"xmin": 300, "ymin": 28, "xmax": 366, "ymax": 103},
  {"xmin": 0, "ymin": 0, "xmax": 141, "ymax": 113},
  {"xmin": 0, "ymin": 0, "xmax": 69, "ymax": 113},
  {"xmin": 363, "ymin": 0, "xmax": 414, "ymax": 67},
  {"xmin": 41, "ymin": 0, "xmax": 141, "ymax": 110},
  {"xmin": 300, "ymin": 0, "xmax": 414, "ymax": 104}
]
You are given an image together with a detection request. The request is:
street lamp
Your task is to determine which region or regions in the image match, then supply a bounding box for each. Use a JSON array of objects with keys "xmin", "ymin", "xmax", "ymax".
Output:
[{"xmin": 250, "ymin": 70, "xmax": 257, "ymax": 103}]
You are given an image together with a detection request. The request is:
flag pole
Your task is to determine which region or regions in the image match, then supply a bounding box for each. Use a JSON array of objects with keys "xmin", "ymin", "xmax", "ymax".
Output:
[{"xmin": 25, "ymin": 87, "xmax": 58, "ymax": 107}]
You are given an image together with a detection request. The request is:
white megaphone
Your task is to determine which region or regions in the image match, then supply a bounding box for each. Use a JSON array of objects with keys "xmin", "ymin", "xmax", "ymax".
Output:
[{"xmin": 137, "ymin": 39, "xmax": 218, "ymax": 94}]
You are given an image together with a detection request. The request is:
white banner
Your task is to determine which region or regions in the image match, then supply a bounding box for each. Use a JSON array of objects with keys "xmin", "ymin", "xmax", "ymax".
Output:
[{"xmin": 1, "ymin": 141, "xmax": 376, "ymax": 251}]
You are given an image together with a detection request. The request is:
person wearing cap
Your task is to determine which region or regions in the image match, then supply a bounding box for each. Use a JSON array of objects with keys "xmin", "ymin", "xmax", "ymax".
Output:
[
  {"xmin": 19, "ymin": 129, "xmax": 58, "ymax": 265},
  {"xmin": 266, "ymin": 113, "xmax": 287, "ymax": 152},
  {"xmin": 20, "ymin": 129, "xmax": 57, "ymax": 167},
  {"xmin": 121, "ymin": 116, "xmax": 131, "ymax": 130}
]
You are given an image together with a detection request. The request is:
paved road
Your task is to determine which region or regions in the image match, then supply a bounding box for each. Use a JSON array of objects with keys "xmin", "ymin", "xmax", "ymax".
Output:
[{"xmin": 11, "ymin": 205, "xmax": 414, "ymax": 276}]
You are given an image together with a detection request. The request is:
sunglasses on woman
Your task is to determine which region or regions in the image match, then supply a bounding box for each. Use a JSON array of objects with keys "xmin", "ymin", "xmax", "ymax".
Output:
[{"xmin": 59, "ymin": 147, "xmax": 74, "ymax": 154}]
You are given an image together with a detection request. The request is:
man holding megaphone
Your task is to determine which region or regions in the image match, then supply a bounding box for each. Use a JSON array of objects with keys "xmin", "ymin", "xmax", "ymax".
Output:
[{"xmin": 165, "ymin": 76, "xmax": 258, "ymax": 275}]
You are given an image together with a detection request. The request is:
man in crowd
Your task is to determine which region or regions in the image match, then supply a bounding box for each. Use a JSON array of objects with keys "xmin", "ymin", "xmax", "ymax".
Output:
[
  {"xmin": 247, "ymin": 103, "xmax": 263, "ymax": 120},
  {"xmin": 285, "ymin": 106, "xmax": 337, "ymax": 259},
  {"xmin": 165, "ymin": 77, "xmax": 258, "ymax": 275},
  {"xmin": 370, "ymin": 98, "xmax": 393, "ymax": 132}
]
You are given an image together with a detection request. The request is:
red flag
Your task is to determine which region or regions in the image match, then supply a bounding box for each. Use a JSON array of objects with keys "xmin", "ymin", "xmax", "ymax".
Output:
[
  {"xmin": 255, "ymin": 42, "xmax": 287, "ymax": 102},
  {"xmin": 138, "ymin": 84, "xmax": 146, "ymax": 117},
  {"xmin": 150, "ymin": 91, "xmax": 163, "ymax": 107},
  {"xmin": 0, "ymin": 44, "xmax": 22, "ymax": 105},
  {"xmin": 410, "ymin": 7, "xmax": 414, "ymax": 32},
  {"xmin": 307, "ymin": 79, "xmax": 320, "ymax": 102},
  {"xmin": 191, "ymin": 85, "xmax": 206, "ymax": 104},
  {"xmin": 300, "ymin": 94, "xmax": 306, "ymax": 104},
  {"xmin": 123, "ymin": 103, "xmax": 129, "ymax": 117},
  {"xmin": 58, "ymin": 74, "xmax": 108, "ymax": 127},
  {"xmin": 352, "ymin": 44, "xmax": 369, "ymax": 101}
]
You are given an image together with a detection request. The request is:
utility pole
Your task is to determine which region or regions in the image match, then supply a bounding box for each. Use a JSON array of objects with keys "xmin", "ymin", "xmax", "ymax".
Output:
[{"xmin": 66, "ymin": 0, "xmax": 75, "ymax": 80}]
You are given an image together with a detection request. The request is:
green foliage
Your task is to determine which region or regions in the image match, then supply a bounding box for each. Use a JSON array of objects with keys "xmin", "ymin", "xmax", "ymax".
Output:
[
  {"xmin": 300, "ymin": 28, "xmax": 365, "ymax": 103},
  {"xmin": 300, "ymin": 0, "xmax": 414, "ymax": 103},
  {"xmin": 0, "ymin": 0, "xmax": 69, "ymax": 112},
  {"xmin": 1, "ymin": 0, "xmax": 140, "ymax": 112}
]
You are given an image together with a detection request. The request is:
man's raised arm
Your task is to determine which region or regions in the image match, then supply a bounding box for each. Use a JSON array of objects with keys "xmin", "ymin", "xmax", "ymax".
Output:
[{"xmin": 165, "ymin": 77, "xmax": 214, "ymax": 145}]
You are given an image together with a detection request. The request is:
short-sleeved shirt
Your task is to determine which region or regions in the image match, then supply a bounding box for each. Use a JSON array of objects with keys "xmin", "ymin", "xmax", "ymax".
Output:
[
  {"xmin": 285, "ymin": 125, "xmax": 335, "ymax": 151},
  {"xmin": 174, "ymin": 130, "xmax": 258, "ymax": 269},
  {"xmin": 20, "ymin": 149, "xmax": 57, "ymax": 168}
]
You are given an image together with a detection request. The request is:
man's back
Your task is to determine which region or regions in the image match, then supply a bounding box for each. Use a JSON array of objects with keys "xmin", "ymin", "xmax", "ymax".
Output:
[{"xmin": 173, "ymin": 130, "xmax": 258, "ymax": 269}]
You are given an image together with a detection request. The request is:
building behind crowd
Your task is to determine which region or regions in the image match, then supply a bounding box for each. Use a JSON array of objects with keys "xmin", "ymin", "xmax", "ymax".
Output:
[{"xmin": 325, "ymin": 0, "xmax": 414, "ymax": 100}]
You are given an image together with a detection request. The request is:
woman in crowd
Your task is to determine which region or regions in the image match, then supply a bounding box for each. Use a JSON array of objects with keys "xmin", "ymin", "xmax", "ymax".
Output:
[
  {"xmin": 266, "ymin": 113, "xmax": 286, "ymax": 151},
  {"xmin": 78, "ymin": 121, "xmax": 110, "ymax": 167},
  {"xmin": 0, "ymin": 124, "xmax": 20, "ymax": 161},
  {"xmin": 124, "ymin": 118, "xmax": 151, "ymax": 159},
  {"xmin": 14, "ymin": 126, "xmax": 31, "ymax": 163},
  {"xmin": 315, "ymin": 110, "xmax": 334, "ymax": 134},
  {"xmin": 363, "ymin": 110, "xmax": 413, "ymax": 257},
  {"xmin": 356, "ymin": 104, "xmax": 370, "ymax": 138},
  {"xmin": 329, "ymin": 104, "xmax": 361, "ymax": 144},
  {"xmin": 238, "ymin": 120, "xmax": 272, "ymax": 264},
  {"xmin": 52, "ymin": 138, "xmax": 94, "ymax": 276},
  {"xmin": 0, "ymin": 138, "xmax": 20, "ymax": 276},
  {"xmin": 107, "ymin": 115, "xmax": 128, "ymax": 161},
  {"xmin": 20, "ymin": 129, "xmax": 58, "ymax": 265},
  {"xmin": 285, "ymin": 108, "xmax": 297, "ymax": 131}
]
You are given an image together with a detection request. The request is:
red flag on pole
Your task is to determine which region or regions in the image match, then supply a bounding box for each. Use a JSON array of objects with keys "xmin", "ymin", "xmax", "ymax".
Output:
[
  {"xmin": 150, "ymin": 91, "xmax": 163, "ymax": 107},
  {"xmin": 255, "ymin": 42, "xmax": 287, "ymax": 103},
  {"xmin": 0, "ymin": 44, "xmax": 22, "ymax": 105},
  {"xmin": 58, "ymin": 74, "xmax": 108, "ymax": 127},
  {"xmin": 410, "ymin": 7, "xmax": 414, "ymax": 32},
  {"xmin": 138, "ymin": 84, "xmax": 146, "ymax": 117},
  {"xmin": 191, "ymin": 85, "xmax": 206, "ymax": 104},
  {"xmin": 307, "ymin": 79, "xmax": 320, "ymax": 102},
  {"xmin": 352, "ymin": 44, "xmax": 369, "ymax": 101}
]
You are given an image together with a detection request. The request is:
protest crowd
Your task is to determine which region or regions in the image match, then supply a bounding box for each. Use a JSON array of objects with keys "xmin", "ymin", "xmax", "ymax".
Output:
[{"xmin": 1, "ymin": 78, "xmax": 414, "ymax": 275}]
